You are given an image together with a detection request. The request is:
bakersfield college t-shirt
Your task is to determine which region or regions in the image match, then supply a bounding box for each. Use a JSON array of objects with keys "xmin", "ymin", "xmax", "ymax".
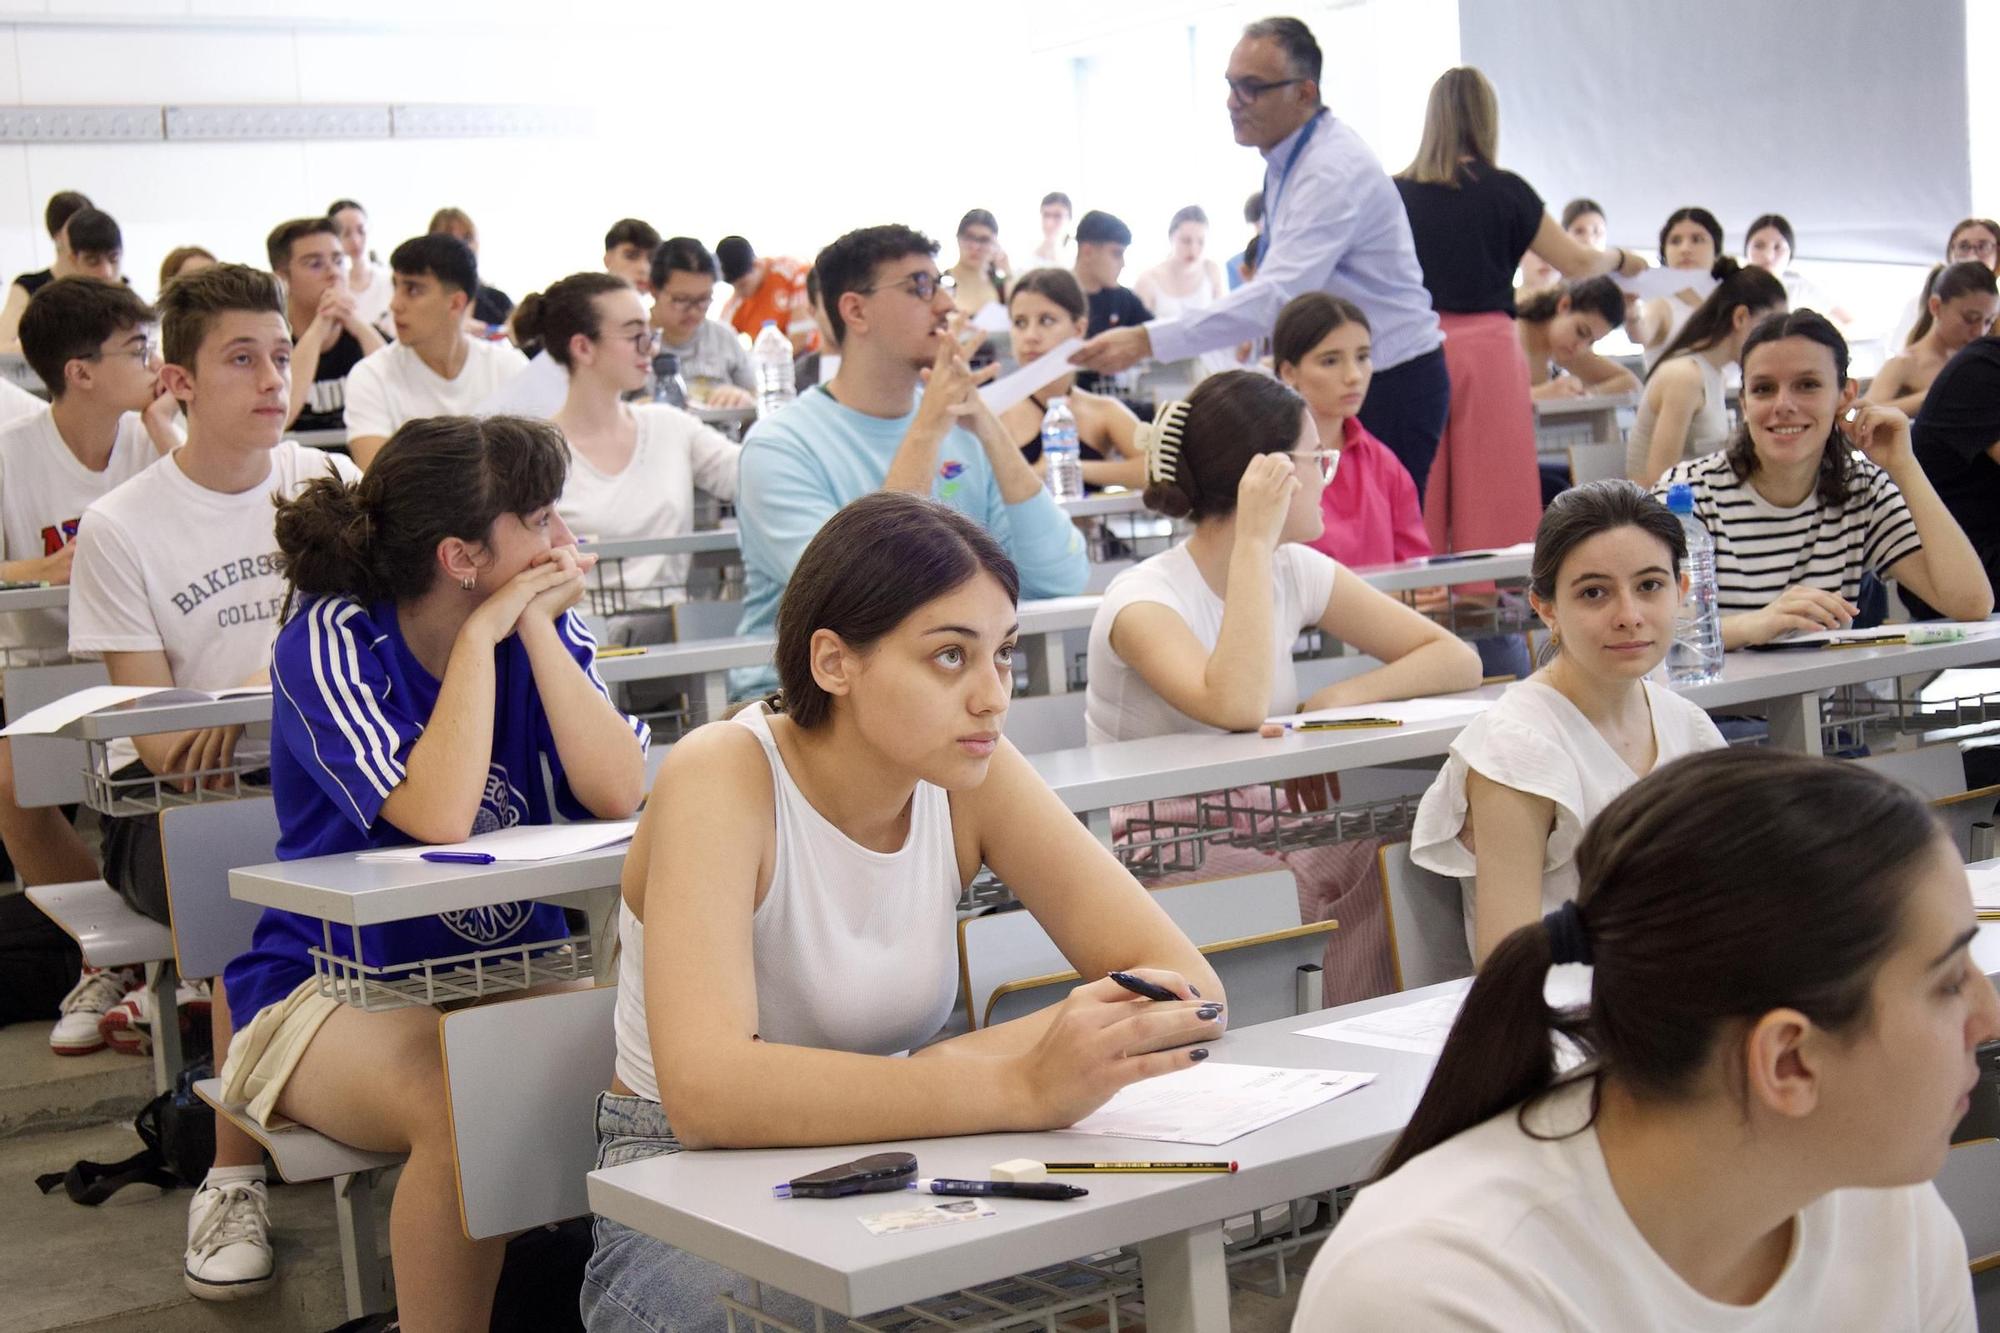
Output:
[
  {"xmin": 68, "ymin": 440, "xmax": 361, "ymax": 765},
  {"xmin": 0, "ymin": 407, "xmax": 162, "ymax": 652}
]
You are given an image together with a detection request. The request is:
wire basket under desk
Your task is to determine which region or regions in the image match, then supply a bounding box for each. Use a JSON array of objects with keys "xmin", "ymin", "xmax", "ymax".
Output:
[
  {"xmin": 80, "ymin": 743, "xmax": 269, "ymax": 818},
  {"xmin": 310, "ymin": 926, "xmax": 595, "ymax": 1011},
  {"xmin": 720, "ymin": 1254, "xmax": 1141, "ymax": 1333}
]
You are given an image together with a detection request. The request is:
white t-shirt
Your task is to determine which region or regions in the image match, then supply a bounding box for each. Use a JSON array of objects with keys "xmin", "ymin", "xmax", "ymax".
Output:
[
  {"xmin": 1294, "ymin": 1080, "xmax": 1974, "ymax": 1331},
  {"xmin": 1410, "ymin": 677, "xmax": 1725, "ymax": 947},
  {"xmin": 69, "ymin": 440, "xmax": 361, "ymax": 767},
  {"xmin": 341, "ymin": 338, "xmax": 528, "ymax": 442},
  {"xmin": 0, "ymin": 377, "xmax": 45, "ymax": 429},
  {"xmin": 558, "ymin": 405, "xmax": 741, "ymax": 600},
  {"xmin": 0, "ymin": 408, "xmax": 161, "ymax": 651},
  {"xmin": 1084, "ymin": 541, "xmax": 1336, "ymax": 744},
  {"xmin": 349, "ymin": 261, "xmax": 394, "ymax": 337},
  {"xmin": 477, "ymin": 349, "xmax": 568, "ymax": 419}
]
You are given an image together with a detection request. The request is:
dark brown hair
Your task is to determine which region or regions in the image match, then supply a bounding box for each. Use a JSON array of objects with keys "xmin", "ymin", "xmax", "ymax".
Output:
[
  {"xmin": 266, "ymin": 216, "xmax": 339, "ymax": 270},
  {"xmin": 1007, "ymin": 267, "xmax": 1086, "ymax": 321},
  {"xmin": 1516, "ymin": 276, "xmax": 1625, "ymax": 329},
  {"xmin": 158, "ymin": 245, "xmax": 215, "ymax": 292},
  {"xmin": 19, "ymin": 277, "xmax": 156, "ymax": 400},
  {"xmin": 511, "ymin": 271, "xmax": 632, "ymax": 369},
  {"xmin": 773, "ymin": 492, "xmax": 1018, "ymax": 729},
  {"xmin": 1724, "ymin": 309, "xmax": 1856, "ymax": 507},
  {"xmin": 1272, "ymin": 291, "xmax": 1369, "ymax": 374},
  {"xmin": 158, "ymin": 263, "xmax": 283, "ymax": 369},
  {"xmin": 275, "ymin": 416, "xmax": 569, "ymax": 610},
  {"xmin": 1527, "ymin": 479, "xmax": 1685, "ymax": 605},
  {"xmin": 1645, "ymin": 257, "xmax": 1787, "ymax": 382},
  {"xmin": 1378, "ymin": 748, "xmax": 1935, "ymax": 1177},
  {"xmin": 1906, "ymin": 260, "xmax": 1998, "ymax": 346},
  {"xmin": 1142, "ymin": 370, "xmax": 1308, "ymax": 522}
]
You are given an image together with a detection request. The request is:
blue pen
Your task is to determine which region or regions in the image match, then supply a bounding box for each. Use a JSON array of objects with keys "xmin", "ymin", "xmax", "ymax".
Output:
[{"xmin": 421, "ymin": 851, "xmax": 496, "ymax": 865}]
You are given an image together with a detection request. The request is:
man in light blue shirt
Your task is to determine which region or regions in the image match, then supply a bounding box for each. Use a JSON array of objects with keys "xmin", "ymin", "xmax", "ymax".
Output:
[
  {"xmin": 732, "ymin": 224, "xmax": 1087, "ymax": 696},
  {"xmin": 1072, "ymin": 15, "xmax": 1449, "ymax": 498}
]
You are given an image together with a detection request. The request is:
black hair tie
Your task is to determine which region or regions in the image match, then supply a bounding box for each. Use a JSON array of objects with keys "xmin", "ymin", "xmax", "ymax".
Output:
[{"xmin": 1543, "ymin": 901, "xmax": 1593, "ymax": 967}]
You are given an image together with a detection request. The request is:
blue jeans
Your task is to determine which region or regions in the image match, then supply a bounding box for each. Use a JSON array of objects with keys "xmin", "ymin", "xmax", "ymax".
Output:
[{"xmin": 581, "ymin": 1092, "xmax": 837, "ymax": 1333}]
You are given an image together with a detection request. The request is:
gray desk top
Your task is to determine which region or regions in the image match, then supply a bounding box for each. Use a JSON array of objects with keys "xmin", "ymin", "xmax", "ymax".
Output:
[
  {"xmin": 1346, "ymin": 545, "xmax": 1532, "ymax": 594},
  {"xmin": 63, "ymin": 693, "xmax": 274, "ymax": 741},
  {"xmin": 585, "ymin": 981, "xmax": 1459, "ymax": 1317},
  {"xmin": 1062, "ymin": 492, "xmax": 1148, "ymax": 519},
  {"xmin": 0, "ymin": 585, "xmax": 69, "ymax": 613},
  {"xmin": 229, "ymin": 837, "xmax": 629, "ymax": 925},
  {"xmin": 1532, "ymin": 393, "xmax": 1635, "ymax": 418},
  {"xmin": 586, "ymin": 527, "xmax": 742, "ymax": 561}
]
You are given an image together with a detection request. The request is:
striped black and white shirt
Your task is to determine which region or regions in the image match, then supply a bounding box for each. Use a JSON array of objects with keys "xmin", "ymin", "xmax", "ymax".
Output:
[{"xmin": 1653, "ymin": 451, "xmax": 1922, "ymax": 616}]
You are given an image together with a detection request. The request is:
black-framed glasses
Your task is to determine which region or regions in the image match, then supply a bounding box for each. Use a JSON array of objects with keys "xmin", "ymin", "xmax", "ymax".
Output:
[
  {"xmin": 860, "ymin": 271, "xmax": 954, "ymax": 301},
  {"xmin": 1226, "ymin": 75, "xmax": 1303, "ymax": 103}
]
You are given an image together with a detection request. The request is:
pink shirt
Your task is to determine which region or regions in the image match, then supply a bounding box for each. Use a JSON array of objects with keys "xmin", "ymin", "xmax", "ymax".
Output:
[{"xmin": 1305, "ymin": 416, "xmax": 1431, "ymax": 567}]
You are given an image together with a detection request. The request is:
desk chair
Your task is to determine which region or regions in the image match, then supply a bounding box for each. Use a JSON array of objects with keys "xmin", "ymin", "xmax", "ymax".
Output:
[
  {"xmin": 1564, "ymin": 441, "xmax": 1627, "ymax": 487},
  {"xmin": 958, "ymin": 869, "xmax": 1335, "ymax": 1031},
  {"xmin": 1856, "ymin": 745, "xmax": 2000, "ymax": 861},
  {"xmin": 25, "ymin": 879, "xmax": 176, "ymax": 1088},
  {"xmin": 440, "ymin": 985, "xmax": 619, "ymax": 1239},
  {"xmin": 160, "ymin": 798, "xmax": 401, "ymax": 1321},
  {"xmin": 1375, "ymin": 842, "xmax": 1473, "ymax": 991},
  {"xmin": 7, "ymin": 662, "xmax": 108, "ymax": 809}
]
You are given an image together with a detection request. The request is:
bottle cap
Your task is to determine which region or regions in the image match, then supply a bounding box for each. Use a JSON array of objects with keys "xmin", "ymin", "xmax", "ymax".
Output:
[
  {"xmin": 1664, "ymin": 482, "xmax": 1694, "ymax": 515},
  {"xmin": 761, "ymin": 319, "xmax": 778, "ymax": 329}
]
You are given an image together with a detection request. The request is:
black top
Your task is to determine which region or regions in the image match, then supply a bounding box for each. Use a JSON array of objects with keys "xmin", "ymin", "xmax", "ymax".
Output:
[
  {"xmin": 1395, "ymin": 162, "xmax": 1543, "ymax": 316},
  {"xmin": 1910, "ymin": 336, "xmax": 2000, "ymax": 615},
  {"xmin": 295, "ymin": 328, "xmax": 367, "ymax": 433},
  {"xmin": 473, "ymin": 285, "xmax": 514, "ymax": 328},
  {"xmin": 1080, "ymin": 285, "xmax": 1152, "ymax": 394},
  {"xmin": 13, "ymin": 269, "xmax": 52, "ymax": 296}
]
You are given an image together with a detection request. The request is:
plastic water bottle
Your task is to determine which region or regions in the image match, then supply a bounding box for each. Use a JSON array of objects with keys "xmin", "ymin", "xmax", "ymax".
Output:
[
  {"xmin": 649, "ymin": 349, "xmax": 687, "ymax": 408},
  {"xmin": 1664, "ymin": 483, "xmax": 1723, "ymax": 686},
  {"xmin": 1041, "ymin": 396, "xmax": 1084, "ymax": 502},
  {"xmin": 753, "ymin": 320, "xmax": 795, "ymax": 417}
]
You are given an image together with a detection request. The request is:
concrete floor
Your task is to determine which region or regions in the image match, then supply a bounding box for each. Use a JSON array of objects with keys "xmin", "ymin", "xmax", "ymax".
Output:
[{"xmin": 0, "ymin": 1018, "xmax": 1310, "ymax": 1332}]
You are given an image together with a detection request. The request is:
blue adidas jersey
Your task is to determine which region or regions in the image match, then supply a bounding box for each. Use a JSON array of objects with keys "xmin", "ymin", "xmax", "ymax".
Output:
[{"xmin": 224, "ymin": 595, "xmax": 650, "ymax": 1027}]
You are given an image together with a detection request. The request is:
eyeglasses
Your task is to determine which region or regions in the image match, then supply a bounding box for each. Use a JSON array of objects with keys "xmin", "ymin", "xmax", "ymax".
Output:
[
  {"xmin": 1951, "ymin": 238, "xmax": 1999, "ymax": 261},
  {"xmin": 1226, "ymin": 75, "xmax": 1303, "ymax": 103},
  {"xmin": 1288, "ymin": 448, "xmax": 1339, "ymax": 483},
  {"xmin": 609, "ymin": 329, "xmax": 650, "ymax": 355},
  {"xmin": 860, "ymin": 271, "xmax": 954, "ymax": 302},
  {"xmin": 89, "ymin": 335, "xmax": 160, "ymax": 365},
  {"xmin": 959, "ymin": 232, "xmax": 997, "ymax": 247},
  {"xmin": 662, "ymin": 291, "xmax": 712, "ymax": 313}
]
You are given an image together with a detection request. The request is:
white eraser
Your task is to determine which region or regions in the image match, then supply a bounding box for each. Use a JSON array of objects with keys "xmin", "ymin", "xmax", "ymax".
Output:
[{"xmin": 990, "ymin": 1158, "xmax": 1047, "ymax": 1183}]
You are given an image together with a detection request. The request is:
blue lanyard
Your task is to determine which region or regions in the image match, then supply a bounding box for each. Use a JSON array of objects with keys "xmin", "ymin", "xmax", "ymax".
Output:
[{"xmin": 1260, "ymin": 108, "xmax": 1326, "ymax": 271}]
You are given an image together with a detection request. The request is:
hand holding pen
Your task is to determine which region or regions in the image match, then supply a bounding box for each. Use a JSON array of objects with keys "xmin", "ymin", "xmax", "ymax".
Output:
[{"xmin": 1014, "ymin": 970, "xmax": 1222, "ymax": 1129}]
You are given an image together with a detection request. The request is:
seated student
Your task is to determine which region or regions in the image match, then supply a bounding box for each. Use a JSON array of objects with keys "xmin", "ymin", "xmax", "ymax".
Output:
[
  {"xmin": 1745, "ymin": 212, "xmax": 1855, "ymax": 326},
  {"xmin": 1224, "ymin": 192, "xmax": 1262, "ymax": 291},
  {"xmin": 538, "ymin": 272, "xmax": 741, "ymax": 611},
  {"xmin": 159, "ymin": 244, "xmax": 217, "ymax": 292},
  {"xmin": 1409, "ymin": 481, "xmax": 1726, "ymax": 963},
  {"xmin": 1135, "ymin": 206, "xmax": 1238, "ymax": 379},
  {"xmin": 1626, "ymin": 259, "xmax": 1786, "ymax": 486},
  {"xmin": 1020, "ymin": 190, "xmax": 1074, "ymax": 274},
  {"xmin": 0, "ymin": 206, "xmax": 123, "ymax": 353},
  {"xmin": 328, "ymin": 198, "xmax": 393, "ymax": 337},
  {"xmin": 647, "ymin": 237, "xmax": 756, "ymax": 409},
  {"xmin": 343, "ymin": 234, "xmax": 528, "ymax": 467},
  {"xmin": 1273, "ymin": 293, "xmax": 1429, "ymax": 567},
  {"xmin": 0, "ymin": 279, "xmax": 177, "ymax": 1054},
  {"xmin": 220, "ymin": 415, "xmax": 646, "ymax": 1331},
  {"xmin": 603, "ymin": 217, "xmax": 662, "ymax": 298},
  {"xmin": 1912, "ymin": 333, "xmax": 2000, "ymax": 617},
  {"xmin": 732, "ymin": 224, "xmax": 1087, "ymax": 696},
  {"xmin": 66, "ymin": 262, "xmax": 361, "ymax": 1300},
  {"xmin": 999, "ymin": 268, "xmax": 1146, "ymax": 491},
  {"xmin": 1517, "ymin": 196, "xmax": 1608, "ymax": 292},
  {"xmin": 1655, "ymin": 311, "xmax": 1992, "ymax": 646},
  {"xmin": 1889, "ymin": 218, "xmax": 2000, "ymax": 350},
  {"xmin": 715, "ymin": 235, "xmax": 816, "ymax": 353},
  {"xmin": 946, "ymin": 208, "xmax": 1007, "ymax": 324},
  {"xmin": 584, "ymin": 490, "xmax": 1222, "ymax": 1332},
  {"xmin": 1626, "ymin": 206, "xmax": 1724, "ymax": 373},
  {"xmin": 1865, "ymin": 261, "xmax": 1999, "ymax": 417},
  {"xmin": 0, "ymin": 191, "xmax": 92, "ymax": 346},
  {"xmin": 268, "ymin": 216, "xmax": 385, "ymax": 434},
  {"xmin": 1302, "ymin": 747, "xmax": 1996, "ymax": 1330},
  {"xmin": 1516, "ymin": 276, "xmax": 1641, "ymax": 401},
  {"xmin": 1072, "ymin": 210, "xmax": 1151, "ymax": 396},
  {"xmin": 429, "ymin": 206, "xmax": 513, "ymax": 329},
  {"xmin": 1084, "ymin": 369, "xmax": 1479, "ymax": 744}
]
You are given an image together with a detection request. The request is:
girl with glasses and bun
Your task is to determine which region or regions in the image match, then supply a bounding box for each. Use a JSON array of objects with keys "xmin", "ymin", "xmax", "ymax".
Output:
[
  {"xmin": 585, "ymin": 491, "xmax": 1221, "ymax": 1332},
  {"xmin": 1298, "ymin": 747, "xmax": 1998, "ymax": 1330},
  {"xmin": 1409, "ymin": 481, "xmax": 1726, "ymax": 964}
]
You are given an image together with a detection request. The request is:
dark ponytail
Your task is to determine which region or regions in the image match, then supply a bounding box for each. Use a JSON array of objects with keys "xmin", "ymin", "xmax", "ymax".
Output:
[
  {"xmin": 1376, "ymin": 748, "xmax": 1934, "ymax": 1178},
  {"xmin": 1644, "ymin": 257, "xmax": 1787, "ymax": 382},
  {"xmin": 1906, "ymin": 260, "xmax": 1998, "ymax": 346},
  {"xmin": 276, "ymin": 415, "xmax": 570, "ymax": 613},
  {"xmin": 513, "ymin": 271, "xmax": 630, "ymax": 368},
  {"xmin": 510, "ymin": 291, "xmax": 547, "ymax": 358}
]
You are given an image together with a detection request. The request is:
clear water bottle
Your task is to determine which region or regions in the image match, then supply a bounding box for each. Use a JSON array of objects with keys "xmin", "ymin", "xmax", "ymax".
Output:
[
  {"xmin": 753, "ymin": 320, "xmax": 795, "ymax": 417},
  {"xmin": 650, "ymin": 348, "xmax": 688, "ymax": 408},
  {"xmin": 1041, "ymin": 396, "xmax": 1084, "ymax": 502},
  {"xmin": 1665, "ymin": 483, "xmax": 1723, "ymax": 686}
]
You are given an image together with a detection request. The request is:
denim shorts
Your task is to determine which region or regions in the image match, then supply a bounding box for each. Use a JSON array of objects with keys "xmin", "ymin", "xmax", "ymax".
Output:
[{"xmin": 581, "ymin": 1091, "xmax": 838, "ymax": 1333}]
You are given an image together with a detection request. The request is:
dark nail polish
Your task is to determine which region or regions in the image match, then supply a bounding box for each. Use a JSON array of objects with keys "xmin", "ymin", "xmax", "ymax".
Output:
[
  {"xmin": 1189, "ymin": 1048, "xmax": 1210, "ymax": 1061},
  {"xmin": 1197, "ymin": 1005, "xmax": 1221, "ymax": 1021},
  {"xmin": 1189, "ymin": 985, "xmax": 1202, "ymax": 998}
]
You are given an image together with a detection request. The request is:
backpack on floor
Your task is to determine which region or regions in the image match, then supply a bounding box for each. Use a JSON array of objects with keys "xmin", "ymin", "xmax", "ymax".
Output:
[{"xmin": 35, "ymin": 1056, "xmax": 217, "ymax": 1204}]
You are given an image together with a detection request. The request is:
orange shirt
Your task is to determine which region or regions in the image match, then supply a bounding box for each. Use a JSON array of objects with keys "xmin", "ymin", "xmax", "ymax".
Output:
[{"xmin": 724, "ymin": 256, "xmax": 817, "ymax": 350}]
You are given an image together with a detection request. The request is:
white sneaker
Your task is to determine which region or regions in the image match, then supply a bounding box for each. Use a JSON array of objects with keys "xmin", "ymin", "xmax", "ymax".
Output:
[
  {"xmin": 184, "ymin": 1175, "xmax": 274, "ymax": 1300},
  {"xmin": 99, "ymin": 977, "xmax": 211, "ymax": 1057},
  {"xmin": 49, "ymin": 966, "xmax": 142, "ymax": 1056}
]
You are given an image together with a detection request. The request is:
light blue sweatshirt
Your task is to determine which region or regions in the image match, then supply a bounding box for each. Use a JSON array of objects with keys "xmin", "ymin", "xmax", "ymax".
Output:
[{"xmin": 732, "ymin": 384, "xmax": 1088, "ymax": 696}]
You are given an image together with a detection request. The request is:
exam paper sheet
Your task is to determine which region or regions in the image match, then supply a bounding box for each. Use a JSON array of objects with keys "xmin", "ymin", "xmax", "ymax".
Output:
[
  {"xmin": 978, "ymin": 337, "xmax": 1084, "ymax": 414},
  {"xmin": 1061, "ymin": 1063, "xmax": 1375, "ymax": 1145},
  {"xmin": 1297, "ymin": 993, "xmax": 1468, "ymax": 1056},
  {"xmin": 356, "ymin": 821, "xmax": 639, "ymax": 863},
  {"xmin": 1268, "ymin": 695, "xmax": 1494, "ymax": 729}
]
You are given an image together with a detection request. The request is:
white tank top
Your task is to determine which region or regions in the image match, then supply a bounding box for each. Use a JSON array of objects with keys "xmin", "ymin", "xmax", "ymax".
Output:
[{"xmin": 613, "ymin": 704, "xmax": 963, "ymax": 1103}]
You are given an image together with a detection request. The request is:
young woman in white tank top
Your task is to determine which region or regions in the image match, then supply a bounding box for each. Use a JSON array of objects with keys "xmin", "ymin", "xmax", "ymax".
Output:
[{"xmin": 584, "ymin": 492, "xmax": 1223, "ymax": 1333}]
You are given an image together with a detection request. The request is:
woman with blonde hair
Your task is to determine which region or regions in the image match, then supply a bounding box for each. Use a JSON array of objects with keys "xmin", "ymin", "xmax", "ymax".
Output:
[{"xmin": 1394, "ymin": 66, "xmax": 1647, "ymax": 553}]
